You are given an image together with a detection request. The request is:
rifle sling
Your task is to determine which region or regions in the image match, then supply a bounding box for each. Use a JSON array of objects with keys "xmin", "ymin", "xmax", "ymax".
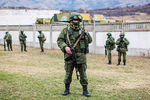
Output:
[{"xmin": 67, "ymin": 26, "xmax": 83, "ymax": 49}]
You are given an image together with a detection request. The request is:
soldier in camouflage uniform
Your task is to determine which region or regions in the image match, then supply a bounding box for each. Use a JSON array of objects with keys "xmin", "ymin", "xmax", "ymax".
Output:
[
  {"xmin": 3, "ymin": 31, "xmax": 13, "ymax": 51},
  {"xmin": 37, "ymin": 31, "xmax": 46, "ymax": 52},
  {"xmin": 19, "ymin": 30, "xmax": 27, "ymax": 52},
  {"xmin": 105, "ymin": 33, "xmax": 115, "ymax": 64},
  {"xmin": 116, "ymin": 33, "xmax": 129, "ymax": 66},
  {"xmin": 57, "ymin": 13, "xmax": 92, "ymax": 97}
]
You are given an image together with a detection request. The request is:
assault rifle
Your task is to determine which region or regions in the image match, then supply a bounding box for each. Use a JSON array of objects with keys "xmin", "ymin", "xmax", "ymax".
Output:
[
  {"xmin": 71, "ymin": 48, "xmax": 79, "ymax": 80},
  {"xmin": 4, "ymin": 39, "xmax": 6, "ymax": 51},
  {"xmin": 64, "ymin": 47, "xmax": 79, "ymax": 80}
]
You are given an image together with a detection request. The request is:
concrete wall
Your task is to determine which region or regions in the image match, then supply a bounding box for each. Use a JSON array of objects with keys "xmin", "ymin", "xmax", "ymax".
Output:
[
  {"xmin": 0, "ymin": 24, "xmax": 150, "ymax": 57},
  {"xmin": 95, "ymin": 32, "xmax": 150, "ymax": 57},
  {"xmin": 0, "ymin": 9, "xmax": 60, "ymax": 25}
]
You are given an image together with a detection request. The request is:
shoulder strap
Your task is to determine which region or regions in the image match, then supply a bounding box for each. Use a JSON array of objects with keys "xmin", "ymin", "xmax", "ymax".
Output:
[
  {"xmin": 73, "ymin": 34, "xmax": 83, "ymax": 48},
  {"xmin": 67, "ymin": 26, "xmax": 71, "ymax": 46},
  {"xmin": 66, "ymin": 26, "xmax": 83, "ymax": 49}
]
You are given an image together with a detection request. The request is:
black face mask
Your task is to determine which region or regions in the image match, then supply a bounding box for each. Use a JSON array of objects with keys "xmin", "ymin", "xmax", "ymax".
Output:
[
  {"xmin": 70, "ymin": 21, "xmax": 80, "ymax": 31},
  {"xmin": 120, "ymin": 36, "xmax": 124, "ymax": 39},
  {"xmin": 72, "ymin": 21, "xmax": 80, "ymax": 26}
]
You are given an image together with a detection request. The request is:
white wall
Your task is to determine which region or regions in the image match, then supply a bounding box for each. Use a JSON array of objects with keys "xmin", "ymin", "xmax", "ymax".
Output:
[
  {"xmin": 0, "ymin": 26, "xmax": 150, "ymax": 57},
  {"xmin": 95, "ymin": 31, "xmax": 150, "ymax": 57},
  {"xmin": 0, "ymin": 9, "xmax": 60, "ymax": 25}
]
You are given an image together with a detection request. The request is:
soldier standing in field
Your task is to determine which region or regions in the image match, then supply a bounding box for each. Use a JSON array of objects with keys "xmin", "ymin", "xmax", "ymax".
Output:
[
  {"xmin": 19, "ymin": 30, "xmax": 27, "ymax": 52},
  {"xmin": 105, "ymin": 33, "xmax": 115, "ymax": 64},
  {"xmin": 37, "ymin": 31, "xmax": 46, "ymax": 52},
  {"xmin": 3, "ymin": 31, "xmax": 13, "ymax": 51},
  {"xmin": 57, "ymin": 13, "xmax": 92, "ymax": 97},
  {"xmin": 116, "ymin": 33, "xmax": 129, "ymax": 66}
]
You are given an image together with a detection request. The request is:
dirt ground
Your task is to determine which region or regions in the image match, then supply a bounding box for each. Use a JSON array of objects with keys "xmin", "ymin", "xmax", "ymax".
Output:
[{"xmin": 0, "ymin": 45, "xmax": 150, "ymax": 99}]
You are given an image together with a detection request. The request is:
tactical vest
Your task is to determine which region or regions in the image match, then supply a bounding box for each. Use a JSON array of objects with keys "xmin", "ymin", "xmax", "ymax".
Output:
[
  {"xmin": 106, "ymin": 37, "xmax": 115, "ymax": 50},
  {"xmin": 65, "ymin": 27, "xmax": 89, "ymax": 54}
]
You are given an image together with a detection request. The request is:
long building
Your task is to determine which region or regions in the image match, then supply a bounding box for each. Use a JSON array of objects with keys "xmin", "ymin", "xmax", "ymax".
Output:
[{"xmin": 0, "ymin": 9, "xmax": 60, "ymax": 25}]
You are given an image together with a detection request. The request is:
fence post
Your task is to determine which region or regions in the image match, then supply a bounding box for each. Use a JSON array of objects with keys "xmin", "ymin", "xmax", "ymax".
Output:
[
  {"xmin": 33, "ymin": 24, "xmax": 36, "ymax": 48},
  {"xmin": 18, "ymin": 25, "xmax": 21, "ymax": 45},
  {"xmin": 49, "ymin": 24, "xmax": 53, "ymax": 49},
  {"xmin": 93, "ymin": 19, "xmax": 96, "ymax": 54}
]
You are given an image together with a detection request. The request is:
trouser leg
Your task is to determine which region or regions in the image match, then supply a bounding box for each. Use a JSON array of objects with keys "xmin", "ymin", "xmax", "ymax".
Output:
[
  {"xmin": 117, "ymin": 51, "xmax": 122, "ymax": 65},
  {"xmin": 10, "ymin": 41, "xmax": 12, "ymax": 51},
  {"xmin": 40, "ymin": 41, "xmax": 44, "ymax": 52},
  {"xmin": 78, "ymin": 64, "xmax": 90, "ymax": 97},
  {"xmin": 24, "ymin": 42, "xmax": 27, "ymax": 51},
  {"xmin": 78, "ymin": 64, "xmax": 88, "ymax": 86},
  {"xmin": 123, "ymin": 52, "xmax": 126, "ymax": 65},
  {"xmin": 62, "ymin": 62, "xmax": 74, "ymax": 96},
  {"xmin": 107, "ymin": 50, "xmax": 112, "ymax": 64},
  {"xmin": 64, "ymin": 62, "xmax": 74, "ymax": 85},
  {"xmin": 21, "ymin": 43, "xmax": 23, "ymax": 52}
]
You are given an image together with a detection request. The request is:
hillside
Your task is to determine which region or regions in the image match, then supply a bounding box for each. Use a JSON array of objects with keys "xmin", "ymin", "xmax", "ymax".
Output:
[
  {"xmin": 0, "ymin": 0, "xmax": 150, "ymax": 10},
  {"xmin": 61, "ymin": 3, "xmax": 150, "ymax": 16}
]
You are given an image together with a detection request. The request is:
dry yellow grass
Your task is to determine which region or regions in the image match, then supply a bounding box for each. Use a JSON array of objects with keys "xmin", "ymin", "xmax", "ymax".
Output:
[{"xmin": 0, "ymin": 45, "xmax": 150, "ymax": 100}]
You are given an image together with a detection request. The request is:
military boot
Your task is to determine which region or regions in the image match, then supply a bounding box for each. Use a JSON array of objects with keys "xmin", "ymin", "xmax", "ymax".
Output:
[
  {"xmin": 10, "ymin": 47, "xmax": 13, "ymax": 51},
  {"xmin": 117, "ymin": 61, "xmax": 120, "ymax": 66},
  {"xmin": 107, "ymin": 61, "xmax": 111, "ymax": 65},
  {"xmin": 123, "ymin": 61, "xmax": 126, "ymax": 66},
  {"xmin": 24, "ymin": 48, "xmax": 27, "ymax": 52},
  {"xmin": 82, "ymin": 85, "xmax": 90, "ymax": 97},
  {"xmin": 40, "ymin": 49, "xmax": 44, "ymax": 52},
  {"xmin": 62, "ymin": 84, "xmax": 70, "ymax": 96}
]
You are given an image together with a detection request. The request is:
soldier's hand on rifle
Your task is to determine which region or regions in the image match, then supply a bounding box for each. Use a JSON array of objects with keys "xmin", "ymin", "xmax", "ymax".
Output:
[
  {"xmin": 65, "ymin": 46, "xmax": 72, "ymax": 54},
  {"xmin": 83, "ymin": 30, "xmax": 88, "ymax": 35}
]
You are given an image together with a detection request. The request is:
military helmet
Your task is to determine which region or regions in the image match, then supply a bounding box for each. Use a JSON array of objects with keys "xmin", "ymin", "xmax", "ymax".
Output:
[
  {"xmin": 69, "ymin": 13, "xmax": 82, "ymax": 22},
  {"xmin": 6, "ymin": 31, "xmax": 8, "ymax": 34},
  {"xmin": 107, "ymin": 33, "xmax": 112, "ymax": 36},
  {"xmin": 38, "ymin": 30, "xmax": 42, "ymax": 33},
  {"xmin": 120, "ymin": 33, "xmax": 125, "ymax": 36}
]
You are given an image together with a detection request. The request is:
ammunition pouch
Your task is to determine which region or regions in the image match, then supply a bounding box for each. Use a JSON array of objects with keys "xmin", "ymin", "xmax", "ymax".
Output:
[{"xmin": 42, "ymin": 37, "xmax": 46, "ymax": 41}]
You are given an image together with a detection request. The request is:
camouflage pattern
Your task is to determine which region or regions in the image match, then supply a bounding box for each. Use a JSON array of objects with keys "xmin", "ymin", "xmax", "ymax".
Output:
[
  {"xmin": 57, "ymin": 26, "xmax": 92, "ymax": 85},
  {"xmin": 19, "ymin": 31, "xmax": 27, "ymax": 52},
  {"xmin": 4, "ymin": 32, "xmax": 12, "ymax": 51},
  {"xmin": 69, "ymin": 13, "xmax": 82, "ymax": 22},
  {"xmin": 116, "ymin": 34, "xmax": 129, "ymax": 65},
  {"xmin": 38, "ymin": 31, "xmax": 46, "ymax": 52},
  {"xmin": 105, "ymin": 34, "xmax": 115, "ymax": 63},
  {"xmin": 106, "ymin": 36, "xmax": 115, "ymax": 50}
]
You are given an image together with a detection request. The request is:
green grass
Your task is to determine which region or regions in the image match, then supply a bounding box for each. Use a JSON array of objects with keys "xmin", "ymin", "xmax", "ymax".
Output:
[{"xmin": 0, "ymin": 46, "xmax": 150, "ymax": 100}]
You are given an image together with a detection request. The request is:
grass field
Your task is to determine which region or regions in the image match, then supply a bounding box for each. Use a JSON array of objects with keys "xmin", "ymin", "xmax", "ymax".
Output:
[{"xmin": 0, "ymin": 46, "xmax": 150, "ymax": 100}]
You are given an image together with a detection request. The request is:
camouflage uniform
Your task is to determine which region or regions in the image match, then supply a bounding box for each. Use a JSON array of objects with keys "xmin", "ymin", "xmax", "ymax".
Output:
[
  {"xmin": 37, "ymin": 31, "xmax": 46, "ymax": 52},
  {"xmin": 4, "ymin": 32, "xmax": 12, "ymax": 51},
  {"xmin": 19, "ymin": 31, "xmax": 27, "ymax": 52},
  {"xmin": 105, "ymin": 33, "xmax": 115, "ymax": 64},
  {"xmin": 116, "ymin": 33, "xmax": 129, "ymax": 65},
  {"xmin": 57, "ymin": 13, "xmax": 92, "ymax": 97}
]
